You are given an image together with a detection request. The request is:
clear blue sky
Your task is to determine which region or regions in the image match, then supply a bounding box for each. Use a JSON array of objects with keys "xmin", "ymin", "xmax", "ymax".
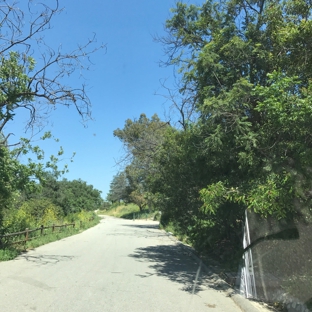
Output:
[{"xmin": 5, "ymin": 0, "xmax": 179, "ymax": 199}]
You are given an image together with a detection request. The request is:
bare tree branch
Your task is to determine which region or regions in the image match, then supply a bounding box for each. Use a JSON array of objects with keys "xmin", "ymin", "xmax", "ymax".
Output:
[
  {"xmin": 0, "ymin": 0, "xmax": 106, "ymax": 141},
  {"xmin": 155, "ymin": 78, "xmax": 199, "ymax": 130}
]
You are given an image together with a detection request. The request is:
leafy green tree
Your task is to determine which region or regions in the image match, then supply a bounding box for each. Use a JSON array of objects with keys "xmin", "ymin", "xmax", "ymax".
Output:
[
  {"xmin": 43, "ymin": 178, "xmax": 103, "ymax": 215},
  {"xmin": 113, "ymin": 114, "xmax": 169, "ymax": 207},
  {"xmin": 160, "ymin": 0, "xmax": 312, "ymax": 221},
  {"xmin": 129, "ymin": 189, "xmax": 147, "ymax": 212},
  {"xmin": 114, "ymin": 114, "xmax": 168, "ymax": 165},
  {"xmin": 0, "ymin": 137, "xmax": 64, "ymax": 230},
  {"xmin": 107, "ymin": 172, "xmax": 129, "ymax": 204}
]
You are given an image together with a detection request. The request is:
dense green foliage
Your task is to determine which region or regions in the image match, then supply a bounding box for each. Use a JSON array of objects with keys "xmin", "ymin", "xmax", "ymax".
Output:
[
  {"xmin": 40, "ymin": 177, "xmax": 104, "ymax": 215},
  {"xmin": 100, "ymin": 203, "xmax": 155, "ymax": 220},
  {"xmin": 0, "ymin": 211, "xmax": 99, "ymax": 261},
  {"xmin": 107, "ymin": 172, "xmax": 129, "ymax": 203},
  {"xmin": 1, "ymin": 175, "xmax": 103, "ymax": 235},
  {"xmin": 108, "ymin": 114, "xmax": 168, "ymax": 210},
  {"xmin": 111, "ymin": 0, "xmax": 312, "ymax": 261},
  {"xmin": 0, "ymin": 135, "xmax": 64, "ymax": 231}
]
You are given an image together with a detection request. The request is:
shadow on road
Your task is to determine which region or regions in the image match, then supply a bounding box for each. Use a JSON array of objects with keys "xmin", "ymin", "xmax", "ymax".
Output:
[
  {"xmin": 129, "ymin": 244, "xmax": 230, "ymax": 294},
  {"xmin": 121, "ymin": 223, "xmax": 160, "ymax": 230},
  {"xmin": 16, "ymin": 253, "xmax": 74, "ymax": 265}
]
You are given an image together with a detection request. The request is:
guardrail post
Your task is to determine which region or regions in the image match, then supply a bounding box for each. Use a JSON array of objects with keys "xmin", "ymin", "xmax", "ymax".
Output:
[
  {"xmin": 25, "ymin": 228, "xmax": 29, "ymax": 242},
  {"xmin": 40, "ymin": 225, "xmax": 44, "ymax": 236}
]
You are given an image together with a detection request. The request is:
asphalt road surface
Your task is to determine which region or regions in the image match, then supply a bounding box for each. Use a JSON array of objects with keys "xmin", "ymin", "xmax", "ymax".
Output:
[{"xmin": 0, "ymin": 216, "xmax": 242, "ymax": 312}]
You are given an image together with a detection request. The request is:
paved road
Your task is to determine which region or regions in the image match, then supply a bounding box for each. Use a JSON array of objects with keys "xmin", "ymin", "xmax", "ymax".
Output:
[{"xmin": 0, "ymin": 217, "xmax": 242, "ymax": 312}]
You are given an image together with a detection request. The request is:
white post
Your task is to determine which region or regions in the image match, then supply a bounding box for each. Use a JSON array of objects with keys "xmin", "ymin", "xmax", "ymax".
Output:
[{"xmin": 242, "ymin": 210, "xmax": 257, "ymax": 298}]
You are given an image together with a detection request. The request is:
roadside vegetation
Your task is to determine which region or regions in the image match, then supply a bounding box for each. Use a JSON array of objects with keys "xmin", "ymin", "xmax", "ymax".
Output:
[
  {"xmin": 0, "ymin": 179, "xmax": 103, "ymax": 261},
  {"xmin": 99, "ymin": 203, "xmax": 159, "ymax": 221},
  {"xmin": 0, "ymin": 211, "xmax": 100, "ymax": 261}
]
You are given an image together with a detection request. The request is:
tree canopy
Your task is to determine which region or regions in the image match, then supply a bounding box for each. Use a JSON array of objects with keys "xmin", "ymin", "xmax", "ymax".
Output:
[
  {"xmin": 40, "ymin": 177, "xmax": 104, "ymax": 215},
  {"xmin": 106, "ymin": 172, "xmax": 129, "ymax": 204},
  {"xmin": 112, "ymin": 114, "xmax": 169, "ymax": 209},
  {"xmin": 111, "ymin": 0, "xmax": 312, "ymax": 258}
]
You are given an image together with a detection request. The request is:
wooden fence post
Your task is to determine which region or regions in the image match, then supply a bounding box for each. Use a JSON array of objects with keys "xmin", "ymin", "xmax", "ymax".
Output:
[
  {"xmin": 52, "ymin": 224, "xmax": 55, "ymax": 233},
  {"xmin": 25, "ymin": 228, "xmax": 29, "ymax": 242},
  {"xmin": 73, "ymin": 223, "xmax": 75, "ymax": 229},
  {"xmin": 40, "ymin": 225, "xmax": 44, "ymax": 236}
]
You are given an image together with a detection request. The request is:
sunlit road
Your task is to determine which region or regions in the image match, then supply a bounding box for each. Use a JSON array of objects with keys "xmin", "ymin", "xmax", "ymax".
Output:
[{"xmin": 0, "ymin": 217, "xmax": 242, "ymax": 312}]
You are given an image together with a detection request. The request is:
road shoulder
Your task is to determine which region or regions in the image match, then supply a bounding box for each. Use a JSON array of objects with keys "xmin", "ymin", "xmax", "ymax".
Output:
[{"xmin": 162, "ymin": 229, "xmax": 274, "ymax": 312}]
